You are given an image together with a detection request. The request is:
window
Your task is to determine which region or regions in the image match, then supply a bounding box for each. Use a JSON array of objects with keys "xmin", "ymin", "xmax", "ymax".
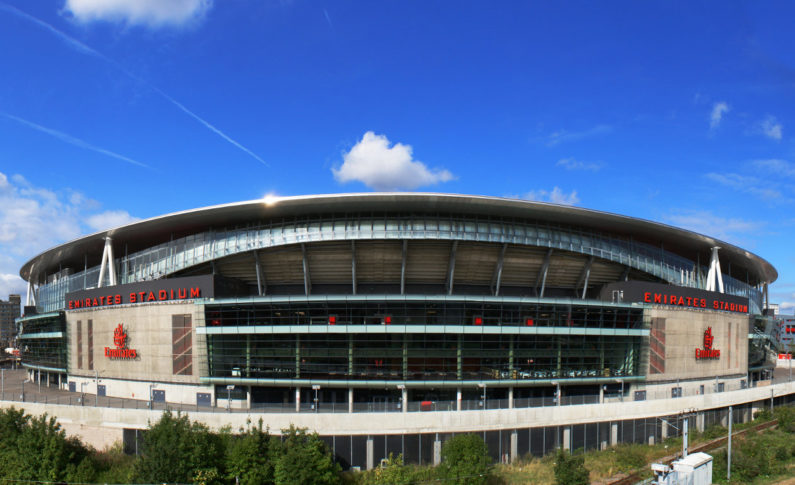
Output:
[
  {"xmin": 172, "ymin": 314, "xmax": 193, "ymax": 375},
  {"xmin": 87, "ymin": 320, "xmax": 93, "ymax": 371},
  {"xmin": 76, "ymin": 320, "xmax": 82, "ymax": 369}
]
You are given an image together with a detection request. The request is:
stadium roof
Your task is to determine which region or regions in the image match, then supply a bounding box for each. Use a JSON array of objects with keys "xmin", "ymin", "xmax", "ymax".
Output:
[{"xmin": 20, "ymin": 193, "xmax": 777, "ymax": 284}]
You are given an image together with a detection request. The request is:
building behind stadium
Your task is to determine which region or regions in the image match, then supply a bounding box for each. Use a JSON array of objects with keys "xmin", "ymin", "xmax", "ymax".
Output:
[{"xmin": 15, "ymin": 193, "xmax": 783, "ymax": 466}]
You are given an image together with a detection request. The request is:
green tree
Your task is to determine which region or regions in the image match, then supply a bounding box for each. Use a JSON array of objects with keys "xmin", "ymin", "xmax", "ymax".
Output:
[
  {"xmin": 439, "ymin": 434, "xmax": 491, "ymax": 485},
  {"xmin": 273, "ymin": 425, "xmax": 341, "ymax": 485},
  {"xmin": 0, "ymin": 407, "xmax": 96, "ymax": 483},
  {"xmin": 553, "ymin": 449, "xmax": 589, "ymax": 485},
  {"xmin": 226, "ymin": 419, "xmax": 277, "ymax": 485},
  {"xmin": 133, "ymin": 410, "xmax": 224, "ymax": 484}
]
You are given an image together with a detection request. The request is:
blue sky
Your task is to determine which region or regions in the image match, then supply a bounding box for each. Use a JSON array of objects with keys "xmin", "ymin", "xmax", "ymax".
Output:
[{"xmin": 0, "ymin": 1, "xmax": 793, "ymax": 310}]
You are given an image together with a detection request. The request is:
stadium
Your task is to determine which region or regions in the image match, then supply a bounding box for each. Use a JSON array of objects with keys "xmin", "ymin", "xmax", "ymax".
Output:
[{"xmin": 14, "ymin": 193, "xmax": 789, "ymax": 467}]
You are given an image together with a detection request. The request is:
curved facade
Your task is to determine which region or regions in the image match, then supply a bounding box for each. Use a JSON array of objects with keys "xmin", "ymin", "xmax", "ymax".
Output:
[{"xmin": 15, "ymin": 194, "xmax": 778, "ymax": 459}]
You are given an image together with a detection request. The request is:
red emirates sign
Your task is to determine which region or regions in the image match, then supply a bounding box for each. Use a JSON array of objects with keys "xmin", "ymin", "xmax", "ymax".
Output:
[
  {"xmin": 105, "ymin": 324, "xmax": 138, "ymax": 359},
  {"xmin": 695, "ymin": 327, "xmax": 720, "ymax": 359}
]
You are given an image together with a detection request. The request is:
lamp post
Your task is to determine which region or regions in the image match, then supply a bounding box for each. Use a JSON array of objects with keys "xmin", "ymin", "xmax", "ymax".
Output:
[
  {"xmin": 478, "ymin": 382, "xmax": 486, "ymax": 409},
  {"xmin": 312, "ymin": 384, "xmax": 320, "ymax": 413},
  {"xmin": 95, "ymin": 370, "xmax": 99, "ymax": 407},
  {"xmin": 148, "ymin": 383, "xmax": 154, "ymax": 409},
  {"xmin": 397, "ymin": 384, "xmax": 405, "ymax": 411},
  {"xmin": 21, "ymin": 378, "xmax": 29, "ymax": 402},
  {"xmin": 226, "ymin": 385, "xmax": 235, "ymax": 412}
]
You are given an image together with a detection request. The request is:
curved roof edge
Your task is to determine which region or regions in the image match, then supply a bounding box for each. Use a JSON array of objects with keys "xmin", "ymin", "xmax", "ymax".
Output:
[{"xmin": 19, "ymin": 193, "xmax": 778, "ymax": 284}]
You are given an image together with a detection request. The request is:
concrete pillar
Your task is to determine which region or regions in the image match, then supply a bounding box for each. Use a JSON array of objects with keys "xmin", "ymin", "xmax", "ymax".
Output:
[
  {"xmin": 295, "ymin": 388, "xmax": 301, "ymax": 412},
  {"xmin": 599, "ymin": 385, "xmax": 604, "ymax": 404},
  {"xmin": 697, "ymin": 412, "xmax": 705, "ymax": 433},
  {"xmin": 562, "ymin": 426, "xmax": 571, "ymax": 451},
  {"xmin": 246, "ymin": 386, "xmax": 252, "ymax": 410},
  {"xmin": 648, "ymin": 434, "xmax": 655, "ymax": 446},
  {"xmin": 433, "ymin": 439, "xmax": 442, "ymax": 466},
  {"xmin": 508, "ymin": 387, "xmax": 514, "ymax": 409},
  {"xmin": 348, "ymin": 388, "xmax": 354, "ymax": 413},
  {"xmin": 366, "ymin": 437, "xmax": 374, "ymax": 470},
  {"xmin": 720, "ymin": 410, "xmax": 728, "ymax": 427},
  {"xmin": 456, "ymin": 388, "xmax": 462, "ymax": 411},
  {"xmin": 610, "ymin": 422, "xmax": 618, "ymax": 446},
  {"xmin": 402, "ymin": 387, "xmax": 408, "ymax": 413},
  {"xmin": 510, "ymin": 430, "xmax": 518, "ymax": 463},
  {"xmin": 661, "ymin": 421, "xmax": 669, "ymax": 439}
]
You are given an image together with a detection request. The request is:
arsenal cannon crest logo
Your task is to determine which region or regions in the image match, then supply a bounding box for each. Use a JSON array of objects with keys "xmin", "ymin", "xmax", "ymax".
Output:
[
  {"xmin": 105, "ymin": 324, "xmax": 138, "ymax": 359},
  {"xmin": 695, "ymin": 326, "xmax": 720, "ymax": 360}
]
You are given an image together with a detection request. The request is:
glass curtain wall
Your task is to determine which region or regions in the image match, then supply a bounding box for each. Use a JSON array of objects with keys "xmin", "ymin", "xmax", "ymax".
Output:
[{"xmin": 32, "ymin": 214, "xmax": 764, "ymax": 312}]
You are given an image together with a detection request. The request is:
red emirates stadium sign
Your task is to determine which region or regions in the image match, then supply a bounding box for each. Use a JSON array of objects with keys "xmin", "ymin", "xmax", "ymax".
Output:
[
  {"xmin": 599, "ymin": 281, "xmax": 749, "ymax": 314},
  {"xmin": 695, "ymin": 327, "xmax": 720, "ymax": 360},
  {"xmin": 66, "ymin": 275, "xmax": 213, "ymax": 310},
  {"xmin": 105, "ymin": 324, "xmax": 138, "ymax": 359}
]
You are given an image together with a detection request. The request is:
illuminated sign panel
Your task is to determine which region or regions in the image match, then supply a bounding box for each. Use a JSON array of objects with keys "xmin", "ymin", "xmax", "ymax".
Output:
[
  {"xmin": 600, "ymin": 281, "xmax": 749, "ymax": 314},
  {"xmin": 65, "ymin": 275, "xmax": 214, "ymax": 310}
]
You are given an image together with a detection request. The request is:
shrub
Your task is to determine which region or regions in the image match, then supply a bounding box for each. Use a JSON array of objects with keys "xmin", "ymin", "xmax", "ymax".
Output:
[
  {"xmin": 553, "ymin": 449, "xmax": 589, "ymax": 485},
  {"xmin": 439, "ymin": 434, "xmax": 492, "ymax": 485},
  {"xmin": 613, "ymin": 444, "xmax": 646, "ymax": 471}
]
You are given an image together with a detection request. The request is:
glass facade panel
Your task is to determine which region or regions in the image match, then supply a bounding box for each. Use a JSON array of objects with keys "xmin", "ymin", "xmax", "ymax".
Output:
[
  {"xmin": 18, "ymin": 313, "xmax": 67, "ymax": 370},
  {"xmin": 32, "ymin": 214, "xmax": 765, "ymax": 313},
  {"xmin": 205, "ymin": 301, "xmax": 645, "ymax": 382}
]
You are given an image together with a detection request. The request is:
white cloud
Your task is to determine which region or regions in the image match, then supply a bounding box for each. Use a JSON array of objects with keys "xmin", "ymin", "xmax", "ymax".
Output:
[
  {"xmin": 523, "ymin": 187, "xmax": 580, "ymax": 206},
  {"xmin": 0, "ymin": 273, "xmax": 24, "ymax": 304},
  {"xmin": 663, "ymin": 210, "xmax": 763, "ymax": 244},
  {"xmin": 754, "ymin": 159, "xmax": 795, "ymax": 178},
  {"xmin": 759, "ymin": 116, "xmax": 783, "ymax": 141},
  {"xmin": 710, "ymin": 102, "xmax": 730, "ymax": 129},
  {"xmin": 546, "ymin": 125, "xmax": 612, "ymax": 146},
  {"xmin": 333, "ymin": 131, "xmax": 454, "ymax": 191},
  {"xmin": 556, "ymin": 157, "xmax": 602, "ymax": 172},
  {"xmin": 64, "ymin": 0, "xmax": 212, "ymax": 28},
  {"xmin": 705, "ymin": 172, "xmax": 787, "ymax": 202},
  {"xmin": 86, "ymin": 210, "xmax": 139, "ymax": 232},
  {"xmin": 0, "ymin": 172, "xmax": 138, "ymax": 298}
]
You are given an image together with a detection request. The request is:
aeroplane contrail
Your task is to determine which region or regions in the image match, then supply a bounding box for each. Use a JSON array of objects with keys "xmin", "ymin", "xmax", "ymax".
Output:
[
  {"xmin": 0, "ymin": 2, "xmax": 269, "ymax": 167},
  {"xmin": 0, "ymin": 111, "xmax": 149, "ymax": 168}
]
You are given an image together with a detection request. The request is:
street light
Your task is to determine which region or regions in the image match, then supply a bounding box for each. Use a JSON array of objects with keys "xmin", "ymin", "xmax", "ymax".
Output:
[
  {"xmin": 397, "ymin": 384, "xmax": 405, "ymax": 410},
  {"xmin": 148, "ymin": 383, "xmax": 155, "ymax": 409},
  {"xmin": 80, "ymin": 381, "xmax": 87, "ymax": 406},
  {"xmin": 478, "ymin": 382, "xmax": 486, "ymax": 409},
  {"xmin": 312, "ymin": 384, "xmax": 320, "ymax": 413},
  {"xmin": 226, "ymin": 385, "xmax": 235, "ymax": 412},
  {"xmin": 21, "ymin": 378, "xmax": 29, "ymax": 402}
]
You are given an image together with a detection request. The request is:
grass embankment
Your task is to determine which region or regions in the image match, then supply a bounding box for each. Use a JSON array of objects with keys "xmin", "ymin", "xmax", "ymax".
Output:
[{"xmin": 493, "ymin": 407, "xmax": 795, "ymax": 484}]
